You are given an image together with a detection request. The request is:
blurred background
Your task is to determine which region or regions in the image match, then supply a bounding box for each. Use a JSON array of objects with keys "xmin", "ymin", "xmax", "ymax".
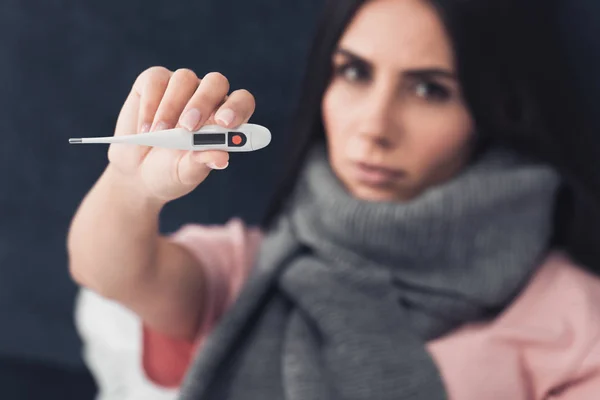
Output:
[
  {"xmin": 0, "ymin": 0, "xmax": 597, "ymax": 398},
  {"xmin": 0, "ymin": 1, "xmax": 322, "ymax": 398}
]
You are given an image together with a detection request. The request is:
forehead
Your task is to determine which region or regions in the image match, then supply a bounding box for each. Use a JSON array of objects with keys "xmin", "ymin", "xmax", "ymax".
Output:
[{"xmin": 338, "ymin": 0, "xmax": 455, "ymax": 69}]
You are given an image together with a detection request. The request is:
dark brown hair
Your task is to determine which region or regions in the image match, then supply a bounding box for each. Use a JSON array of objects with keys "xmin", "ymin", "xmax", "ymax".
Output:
[{"xmin": 262, "ymin": 0, "xmax": 600, "ymax": 271}]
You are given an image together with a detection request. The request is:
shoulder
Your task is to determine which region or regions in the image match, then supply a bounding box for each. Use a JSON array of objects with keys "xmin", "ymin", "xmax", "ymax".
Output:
[
  {"xmin": 169, "ymin": 218, "xmax": 264, "ymax": 268},
  {"xmin": 168, "ymin": 218, "xmax": 264, "ymax": 303},
  {"xmin": 428, "ymin": 251, "xmax": 600, "ymax": 399},
  {"xmin": 170, "ymin": 217, "xmax": 263, "ymax": 248},
  {"xmin": 488, "ymin": 252, "xmax": 600, "ymax": 397},
  {"xmin": 496, "ymin": 251, "xmax": 600, "ymax": 333}
]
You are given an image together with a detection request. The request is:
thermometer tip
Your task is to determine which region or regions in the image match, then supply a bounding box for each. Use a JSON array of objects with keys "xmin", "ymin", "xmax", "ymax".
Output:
[{"xmin": 69, "ymin": 138, "xmax": 82, "ymax": 144}]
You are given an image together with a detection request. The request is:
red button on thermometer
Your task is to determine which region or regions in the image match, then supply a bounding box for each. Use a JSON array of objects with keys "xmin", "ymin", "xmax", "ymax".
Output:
[{"xmin": 68, "ymin": 123, "xmax": 270, "ymax": 152}]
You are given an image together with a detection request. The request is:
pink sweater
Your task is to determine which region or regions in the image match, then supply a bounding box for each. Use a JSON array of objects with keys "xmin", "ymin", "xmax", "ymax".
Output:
[{"xmin": 142, "ymin": 219, "xmax": 600, "ymax": 399}]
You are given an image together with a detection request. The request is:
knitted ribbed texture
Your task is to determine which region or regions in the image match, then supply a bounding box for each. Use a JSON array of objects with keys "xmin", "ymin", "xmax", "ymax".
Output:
[{"xmin": 179, "ymin": 142, "xmax": 560, "ymax": 400}]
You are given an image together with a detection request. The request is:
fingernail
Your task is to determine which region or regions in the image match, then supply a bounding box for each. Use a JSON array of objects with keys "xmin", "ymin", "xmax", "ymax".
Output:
[
  {"xmin": 206, "ymin": 161, "xmax": 229, "ymax": 170},
  {"xmin": 140, "ymin": 123, "xmax": 151, "ymax": 133},
  {"xmin": 152, "ymin": 121, "xmax": 169, "ymax": 132},
  {"xmin": 215, "ymin": 109, "xmax": 235, "ymax": 127},
  {"xmin": 179, "ymin": 108, "xmax": 201, "ymax": 131}
]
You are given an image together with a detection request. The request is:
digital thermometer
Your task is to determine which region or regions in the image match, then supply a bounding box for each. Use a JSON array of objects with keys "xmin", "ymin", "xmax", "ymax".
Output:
[{"xmin": 68, "ymin": 123, "xmax": 271, "ymax": 152}]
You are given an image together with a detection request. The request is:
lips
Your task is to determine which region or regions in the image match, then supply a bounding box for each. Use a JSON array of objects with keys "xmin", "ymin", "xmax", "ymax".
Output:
[{"xmin": 350, "ymin": 161, "xmax": 405, "ymax": 186}]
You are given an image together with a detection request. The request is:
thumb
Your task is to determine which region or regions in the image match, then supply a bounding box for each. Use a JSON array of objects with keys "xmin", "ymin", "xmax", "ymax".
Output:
[{"xmin": 178, "ymin": 150, "xmax": 229, "ymax": 186}]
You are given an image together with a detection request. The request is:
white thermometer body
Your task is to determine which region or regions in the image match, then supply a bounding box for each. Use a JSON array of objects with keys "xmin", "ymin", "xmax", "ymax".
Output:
[{"xmin": 68, "ymin": 123, "xmax": 271, "ymax": 152}]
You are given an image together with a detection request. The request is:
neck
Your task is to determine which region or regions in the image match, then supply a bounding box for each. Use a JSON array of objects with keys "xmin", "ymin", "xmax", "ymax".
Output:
[{"xmin": 283, "ymin": 142, "xmax": 560, "ymax": 332}]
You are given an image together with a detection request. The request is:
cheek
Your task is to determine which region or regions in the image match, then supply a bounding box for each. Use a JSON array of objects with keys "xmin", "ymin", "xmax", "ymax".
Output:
[
  {"xmin": 405, "ymin": 107, "xmax": 474, "ymax": 176},
  {"xmin": 322, "ymin": 84, "xmax": 357, "ymax": 160}
]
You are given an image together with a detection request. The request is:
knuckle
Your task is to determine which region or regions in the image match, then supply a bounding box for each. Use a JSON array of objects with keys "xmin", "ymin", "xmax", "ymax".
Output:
[
  {"xmin": 172, "ymin": 68, "xmax": 198, "ymax": 85},
  {"xmin": 156, "ymin": 99, "xmax": 179, "ymax": 118},
  {"xmin": 193, "ymin": 90, "xmax": 219, "ymax": 107},
  {"xmin": 134, "ymin": 66, "xmax": 171, "ymax": 94},
  {"xmin": 139, "ymin": 100, "xmax": 158, "ymax": 118},
  {"xmin": 238, "ymin": 89, "xmax": 255, "ymax": 104},
  {"xmin": 232, "ymin": 89, "xmax": 256, "ymax": 113},
  {"xmin": 144, "ymin": 66, "xmax": 172, "ymax": 81},
  {"xmin": 204, "ymin": 72, "xmax": 230, "ymax": 90}
]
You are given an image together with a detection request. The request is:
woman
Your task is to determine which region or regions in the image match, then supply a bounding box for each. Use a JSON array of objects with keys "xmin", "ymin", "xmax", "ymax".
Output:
[{"xmin": 69, "ymin": 0, "xmax": 600, "ymax": 398}]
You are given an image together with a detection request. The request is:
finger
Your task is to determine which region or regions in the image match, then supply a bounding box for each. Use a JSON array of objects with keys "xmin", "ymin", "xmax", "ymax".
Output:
[
  {"xmin": 109, "ymin": 70, "xmax": 159, "ymax": 169},
  {"xmin": 203, "ymin": 95, "xmax": 228, "ymax": 125},
  {"xmin": 213, "ymin": 89, "xmax": 256, "ymax": 128},
  {"xmin": 109, "ymin": 89, "xmax": 147, "ymax": 169},
  {"xmin": 177, "ymin": 72, "xmax": 230, "ymax": 131},
  {"xmin": 114, "ymin": 88, "xmax": 141, "ymax": 137},
  {"xmin": 192, "ymin": 150, "xmax": 229, "ymax": 170},
  {"xmin": 177, "ymin": 150, "xmax": 230, "ymax": 186},
  {"xmin": 151, "ymin": 68, "xmax": 200, "ymax": 132},
  {"xmin": 135, "ymin": 66, "xmax": 172, "ymax": 134}
]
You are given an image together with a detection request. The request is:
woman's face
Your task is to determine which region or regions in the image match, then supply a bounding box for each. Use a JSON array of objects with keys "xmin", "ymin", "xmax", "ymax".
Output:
[{"xmin": 322, "ymin": 0, "xmax": 475, "ymax": 202}]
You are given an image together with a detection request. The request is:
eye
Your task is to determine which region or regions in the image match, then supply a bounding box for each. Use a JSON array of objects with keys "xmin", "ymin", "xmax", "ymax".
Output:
[
  {"xmin": 413, "ymin": 81, "xmax": 451, "ymax": 102},
  {"xmin": 334, "ymin": 61, "xmax": 371, "ymax": 83}
]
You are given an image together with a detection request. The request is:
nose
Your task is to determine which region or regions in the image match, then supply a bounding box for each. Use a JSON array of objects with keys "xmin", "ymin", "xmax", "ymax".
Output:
[{"xmin": 357, "ymin": 84, "xmax": 397, "ymax": 148}]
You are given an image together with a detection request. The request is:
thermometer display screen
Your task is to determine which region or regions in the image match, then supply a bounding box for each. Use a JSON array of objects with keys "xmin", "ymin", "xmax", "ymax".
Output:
[{"xmin": 193, "ymin": 133, "xmax": 226, "ymax": 145}]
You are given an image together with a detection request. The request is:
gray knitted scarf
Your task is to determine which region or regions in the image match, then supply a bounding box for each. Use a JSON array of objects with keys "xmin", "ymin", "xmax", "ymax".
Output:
[{"xmin": 178, "ymin": 142, "xmax": 560, "ymax": 400}]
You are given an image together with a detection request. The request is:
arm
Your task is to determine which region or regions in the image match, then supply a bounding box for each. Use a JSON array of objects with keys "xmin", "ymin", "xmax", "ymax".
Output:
[
  {"xmin": 141, "ymin": 220, "xmax": 264, "ymax": 388},
  {"xmin": 67, "ymin": 165, "xmax": 207, "ymax": 341},
  {"xmin": 68, "ymin": 66, "xmax": 256, "ymax": 341}
]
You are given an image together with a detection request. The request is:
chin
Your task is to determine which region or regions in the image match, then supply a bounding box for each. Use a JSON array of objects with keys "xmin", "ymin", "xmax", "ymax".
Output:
[{"xmin": 349, "ymin": 184, "xmax": 401, "ymax": 203}]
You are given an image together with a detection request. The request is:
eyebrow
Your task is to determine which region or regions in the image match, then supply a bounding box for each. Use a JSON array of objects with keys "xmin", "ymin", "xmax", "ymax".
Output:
[{"xmin": 335, "ymin": 48, "xmax": 456, "ymax": 80}]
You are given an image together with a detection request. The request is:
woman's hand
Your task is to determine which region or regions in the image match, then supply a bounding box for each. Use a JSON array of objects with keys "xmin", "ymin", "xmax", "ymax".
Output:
[{"xmin": 107, "ymin": 66, "xmax": 256, "ymax": 203}]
